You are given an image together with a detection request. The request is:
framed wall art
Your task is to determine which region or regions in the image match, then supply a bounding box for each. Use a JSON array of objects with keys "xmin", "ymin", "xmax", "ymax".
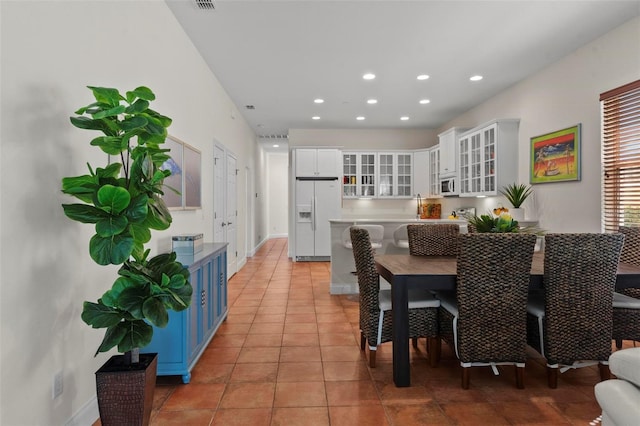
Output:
[
  {"xmin": 161, "ymin": 135, "xmax": 202, "ymax": 209},
  {"xmin": 530, "ymin": 124, "xmax": 581, "ymax": 184}
]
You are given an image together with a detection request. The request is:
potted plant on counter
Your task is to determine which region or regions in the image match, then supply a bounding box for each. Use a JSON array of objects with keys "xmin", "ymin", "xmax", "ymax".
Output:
[
  {"xmin": 499, "ymin": 183, "xmax": 533, "ymax": 221},
  {"xmin": 61, "ymin": 86, "xmax": 192, "ymax": 425}
]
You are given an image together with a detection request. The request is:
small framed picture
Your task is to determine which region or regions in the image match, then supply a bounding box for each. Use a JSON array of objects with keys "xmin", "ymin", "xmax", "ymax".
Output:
[{"xmin": 530, "ymin": 124, "xmax": 581, "ymax": 184}]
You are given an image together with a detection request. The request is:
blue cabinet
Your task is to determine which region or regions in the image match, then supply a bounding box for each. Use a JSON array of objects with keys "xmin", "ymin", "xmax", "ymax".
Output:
[{"xmin": 143, "ymin": 243, "xmax": 228, "ymax": 383}]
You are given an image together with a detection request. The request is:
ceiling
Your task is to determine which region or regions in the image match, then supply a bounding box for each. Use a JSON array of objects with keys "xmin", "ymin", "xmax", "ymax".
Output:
[{"xmin": 166, "ymin": 0, "xmax": 640, "ymax": 150}]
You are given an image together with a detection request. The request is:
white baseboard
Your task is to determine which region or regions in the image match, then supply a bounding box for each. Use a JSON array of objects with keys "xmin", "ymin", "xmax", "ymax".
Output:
[
  {"xmin": 268, "ymin": 232, "xmax": 288, "ymax": 238},
  {"xmin": 66, "ymin": 395, "xmax": 98, "ymax": 426}
]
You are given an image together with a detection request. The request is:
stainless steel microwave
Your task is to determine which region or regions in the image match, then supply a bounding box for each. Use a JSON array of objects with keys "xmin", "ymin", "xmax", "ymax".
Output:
[{"xmin": 440, "ymin": 177, "xmax": 458, "ymax": 196}]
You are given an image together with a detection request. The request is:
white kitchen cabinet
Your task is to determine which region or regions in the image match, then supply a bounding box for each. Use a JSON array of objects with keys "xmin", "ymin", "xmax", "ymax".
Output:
[
  {"xmin": 458, "ymin": 119, "xmax": 519, "ymax": 197},
  {"xmin": 428, "ymin": 146, "xmax": 440, "ymax": 198},
  {"xmin": 377, "ymin": 152, "xmax": 413, "ymax": 198},
  {"xmin": 438, "ymin": 127, "xmax": 468, "ymax": 179},
  {"xmin": 342, "ymin": 152, "xmax": 377, "ymax": 198},
  {"xmin": 413, "ymin": 149, "xmax": 429, "ymax": 197},
  {"xmin": 295, "ymin": 148, "xmax": 341, "ymax": 177}
]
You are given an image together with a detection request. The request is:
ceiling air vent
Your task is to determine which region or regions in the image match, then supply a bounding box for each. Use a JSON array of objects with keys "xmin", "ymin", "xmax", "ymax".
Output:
[{"xmin": 195, "ymin": 0, "xmax": 215, "ymax": 10}]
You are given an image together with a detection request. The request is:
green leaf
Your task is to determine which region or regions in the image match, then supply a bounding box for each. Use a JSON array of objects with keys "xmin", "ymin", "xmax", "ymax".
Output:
[
  {"xmin": 143, "ymin": 114, "xmax": 166, "ymax": 135},
  {"xmin": 89, "ymin": 233, "xmax": 134, "ymax": 265},
  {"xmin": 62, "ymin": 204, "xmax": 107, "ymax": 224},
  {"xmin": 90, "ymin": 136, "xmax": 125, "ymax": 155},
  {"xmin": 125, "ymin": 99, "xmax": 149, "ymax": 114},
  {"xmin": 100, "ymin": 276, "xmax": 133, "ymax": 307},
  {"xmin": 144, "ymin": 195, "xmax": 172, "ymax": 230},
  {"xmin": 129, "ymin": 223, "xmax": 151, "ymax": 245},
  {"xmin": 95, "ymin": 162, "xmax": 122, "ymax": 180},
  {"xmin": 165, "ymin": 285, "xmax": 193, "ymax": 311},
  {"xmin": 88, "ymin": 86, "xmax": 123, "ymax": 106},
  {"xmin": 70, "ymin": 116, "xmax": 111, "ymax": 133},
  {"xmin": 143, "ymin": 297, "xmax": 168, "ymax": 328},
  {"xmin": 120, "ymin": 116, "xmax": 148, "ymax": 131},
  {"xmin": 96, "ymin": 322, "xmax": 128, "ymax": 355},
  {"xmin": 117, "ymin": 287, "xmax": 147, "ymax": 319},
  {"xmin": 95, "ymin": 214, "xmax": 128, "ymax": 237},
  {"xmin": 81, "ymin": 301, "xmax": 123, "ymax": 328},
  {"xmin": 92, "ymin": 104, "xmax": 126, "ymax": 119},
  {"xmin": 167, "ymin": 274, "xmax": 187, "ymax": 290},
  {"xmin": 117, "ymin": 320, "xmax": 153, "ymax": 353},
  {"xmin": 96, "ymin": 184, "xmax": 130, "ymax": 215},
  {"xmin": 125, "ymin": 194, "xmax": 149, "ymax": 223},
  {"xmin": 126, "ymin": 86, "xmax": 155, "ymax": 102}
]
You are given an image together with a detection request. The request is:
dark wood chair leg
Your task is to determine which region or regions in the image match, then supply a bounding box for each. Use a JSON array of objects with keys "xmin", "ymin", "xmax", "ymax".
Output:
[
  {"xmin": 615, "ymin": 338, "xmax": 623, "ymax": 350},
  {"xmin": 599, "ymin": 363, "xmax": 611, "ymax": 381},
  {"xmin": 369, "ymin": 348, "xmax": 377, "ymax": 368},
  {"xmin": 360, "ymin": 332, "xmax": 366, "ymax": 351},
  {"xmin": 516, "ymin": 366, "xmax": 525, "ymax": 389},
  {"xmin": 412, "ymin": 337, "xmax": 418, "ymax": 349},
  {"xmin": 462, "ymin": 368, "xmax": 470, "ymax": 389},
  {"xmin": 427, "ymin": 337, "xmax": 439, "ymax": 367},
  {"xmin": 547, "ymin": 366, "xmax": 558, "ymax": 389}
]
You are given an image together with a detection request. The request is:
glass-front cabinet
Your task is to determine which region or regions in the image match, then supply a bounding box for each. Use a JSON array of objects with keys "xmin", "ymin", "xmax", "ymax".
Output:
[
  {"xmin": 342, "ymin": 151, "xmax": 413, "ymax": 199},
  {"xmin": 342, "ymin": 152, "xmax": 377, "ymax": 198},
  {"xmin": 428, "ymin": 146, "xmax": 440, "ymax": 198},
  {"xmin": 377, "ymin": 152, "xmax": 413, "ymax": 198},
  {"xmin": 458, "ymin": 119, "xmax": 519, "ymax": 197}
]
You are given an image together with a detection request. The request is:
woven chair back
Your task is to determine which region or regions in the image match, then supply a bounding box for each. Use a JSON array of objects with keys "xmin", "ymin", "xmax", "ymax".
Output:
[
  {"xmin": 618, "ymin": 226, "xmax": 640, "ymax": 298},
  {"xmin": 542, "ymin": 233, "xmax": 624, "ymax": 365},
  {"xmin": 455, "ymin": 233, "xmax": 537, "ymax": 363},
  {"xmin": 350, "ymin": 227, "xmax": 381, "ymax": 317},
  {"xmin": 407, "ymin": 224, "xmax": 459, "ymax": 256},
  {"xmin": 619, "ymin": 226, "xmax": 640, "ymax": 266}
]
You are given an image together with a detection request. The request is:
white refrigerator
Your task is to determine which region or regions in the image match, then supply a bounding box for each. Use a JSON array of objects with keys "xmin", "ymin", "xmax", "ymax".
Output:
[{"xmin": 295, "ymin": 178, "xmax": 341, "ymax": 260}]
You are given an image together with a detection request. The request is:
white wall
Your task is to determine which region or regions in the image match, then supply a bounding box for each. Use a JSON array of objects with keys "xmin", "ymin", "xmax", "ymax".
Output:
[
  {"xmin": 0, "ymin": 1, "xmax": 259, "ymax": 424},
  {"xmin": 267, "ymin": 153, "xmax": 289, "ymax": 237},
  {"xmin": 288, "ymin": 128, "xmax": 438, "ymax": 150},
  {"xmin": 439, "ymin": 16, "xmax": 640, "ymax": 233}
]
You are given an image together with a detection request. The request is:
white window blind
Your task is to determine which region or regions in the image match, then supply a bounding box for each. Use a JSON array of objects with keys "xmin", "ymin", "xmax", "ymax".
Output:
[{"xmin": 601, "ymin": 79, "xmax": 640, "ymax": 232}]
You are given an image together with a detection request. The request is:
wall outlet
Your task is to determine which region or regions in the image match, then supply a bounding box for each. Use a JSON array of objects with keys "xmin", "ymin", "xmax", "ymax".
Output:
[{"xmin": 52, "ymin": 370, "xmax": 63, "ymax": 399}]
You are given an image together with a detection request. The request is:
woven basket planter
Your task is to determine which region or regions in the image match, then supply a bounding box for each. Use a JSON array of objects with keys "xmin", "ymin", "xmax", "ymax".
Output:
[{"xmin": 95, "ymin": 353, "xmax": 157, "ymax": 426}]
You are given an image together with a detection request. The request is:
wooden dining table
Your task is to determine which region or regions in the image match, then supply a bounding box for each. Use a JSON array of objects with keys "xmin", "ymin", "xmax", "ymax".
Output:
[{"xmin": 374, "ymin": 252, "xmax": 640, "ymax": 387}]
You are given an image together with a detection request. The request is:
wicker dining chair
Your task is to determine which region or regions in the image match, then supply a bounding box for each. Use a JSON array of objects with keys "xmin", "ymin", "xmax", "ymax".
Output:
[
  {"xmin": 613, "ymin": 226, "xmax": 640, "ymax": 349},
  {"xmin": 350, "ymin": 227, "xmax": 441, "ymax": 368},
  {"xmin": 407, "ymin": 224, "xmax": 460, "ymax": 256},
  {"xmin": 526, "ymin": 233, "xmax": 624, "ymax": 388},
  {"xmin": 438, "ymin": 233, "xmax": 537, "ymax": 389}
]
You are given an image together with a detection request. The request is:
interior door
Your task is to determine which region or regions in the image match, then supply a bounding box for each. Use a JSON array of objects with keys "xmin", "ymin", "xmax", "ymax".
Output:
[
  {"xmin": 226, "ymin": 154, "xmax": 238, "ymax": 276},
  {"xmin": 213, "ymin": 145, "xmax": 225, "ymax": 243}
]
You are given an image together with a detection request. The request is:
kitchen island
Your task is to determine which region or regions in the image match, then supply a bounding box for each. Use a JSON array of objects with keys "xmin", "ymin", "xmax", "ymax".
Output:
[{"xmin": 329, "ymin": 218, "xmax": 468, "ymax": 294}]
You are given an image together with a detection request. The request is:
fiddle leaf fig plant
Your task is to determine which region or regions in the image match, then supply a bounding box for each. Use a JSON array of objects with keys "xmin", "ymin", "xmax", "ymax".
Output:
[{"xmin": 61, "ymin": 86, "xmax": 192, "ymax": 362}]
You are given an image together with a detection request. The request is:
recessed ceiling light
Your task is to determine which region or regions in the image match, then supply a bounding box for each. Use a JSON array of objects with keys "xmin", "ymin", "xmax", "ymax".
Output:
[
  {"xmin": 312, "ymin": 116, "xmax": 320, "ymax": 120},
  {"xmin": 367, "ymin": 99, "xmax": 378, "ymax": 104},
  {"xmin": 314, "ymin": 98, "xmax": 324, "ymax": 104},
  {"xmin": 362, "ymin": 73, "xmax": 376, "ymax": 80},
  {"xmin": 419, "ymin": 99, "xmax": 430, "ymax": 105},
  {"xmin": 356, "ymin": 116, "xmax": 366, "ymax": 121},
  {"xmin": 470, "ymin": 75, "xmax": 483, "ymax": 81},
  {"xmin": 417, "ymin": 74, "xmax": 430, "ymax": 80},
  {"xmin": 400, "ymin": 116, "xmax": 410, "ymax": 121},
  {"xmin": 273, "ymin": 144, "xmax": 279, "ymax": 148}
]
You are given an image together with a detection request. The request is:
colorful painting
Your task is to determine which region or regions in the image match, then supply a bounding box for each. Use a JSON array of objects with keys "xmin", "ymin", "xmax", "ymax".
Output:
[{"xmin": 530, "ymin": 124, "xmax": 581, "ymax": 184}]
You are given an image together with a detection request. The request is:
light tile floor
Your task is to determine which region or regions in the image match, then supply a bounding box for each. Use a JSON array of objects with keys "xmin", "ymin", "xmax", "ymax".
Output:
[{"xmin": 101, "ymin": 238, "xmax": 635, "ymax": 425}]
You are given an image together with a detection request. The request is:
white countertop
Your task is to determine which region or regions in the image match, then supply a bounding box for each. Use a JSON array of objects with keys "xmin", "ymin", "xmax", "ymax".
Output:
[{"xmin": 329, "ymin": 218, "xmax": 468, "ymax": 224}]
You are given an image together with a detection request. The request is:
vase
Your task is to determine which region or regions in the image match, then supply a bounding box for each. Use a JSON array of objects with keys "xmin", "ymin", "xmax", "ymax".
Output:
[
  {"xmin": 510, "ymin": 208, "xmax": 525, "ymax": 222},
  {"xmin": 95, "ymin": 352, "xmax": 157, "ymax": 426}
]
